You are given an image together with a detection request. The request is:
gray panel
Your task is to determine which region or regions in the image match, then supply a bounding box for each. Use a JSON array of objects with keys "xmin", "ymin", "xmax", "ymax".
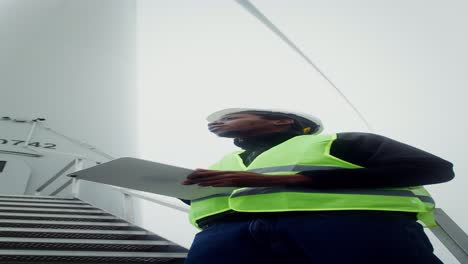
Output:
[{"xmin": 0, "ymin": 158, "xmax": 31, "ymax": 195}]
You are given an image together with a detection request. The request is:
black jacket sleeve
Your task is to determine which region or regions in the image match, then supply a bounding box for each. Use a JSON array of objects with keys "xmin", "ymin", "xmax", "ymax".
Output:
[
  {"xmin": 179, "ymin": 199, "xmax": 191, "ymax": 206},
  {"xmin": 299, "ymin": 132, "xmax": 454, "ymax": 188}
]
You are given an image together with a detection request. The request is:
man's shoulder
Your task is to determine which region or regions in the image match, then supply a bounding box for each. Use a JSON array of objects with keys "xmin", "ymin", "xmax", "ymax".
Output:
[
  {"xmin": 290, "ymin": 133, "xmax": 388, "ymax": 147},
  {"xmin": 300, "ymin": 132, "xmax": 388, "ymax": 142},
  {"xmin": 328, "ymin": 132, "xmax": 393, "ymax": 152},
  {"xmin": 334, "ymin": 132, "xmax": 389, "ymax": 143},
  {"xmin": 336, "ymin": 131, "xmax": 385, "ymax": 138}
]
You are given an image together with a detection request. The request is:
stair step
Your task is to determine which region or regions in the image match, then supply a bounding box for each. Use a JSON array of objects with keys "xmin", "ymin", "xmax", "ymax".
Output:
[
  {"xmin": 0, "ymin": 238, "xmax": 173, "ymax": 245},
  {"xmin": 0, "ymin": 230, "xmax": 163, "ymax": 240},
  {"xmin": 0, "ymin": 219, "xmax": 130, "ymax": 226},
  {"xmin": 0, "ymin": 250, "xmax": 186, "ymax": 264},
  {"xmin": 0, "ymin": 223, "xmax": 139, "ymax": 230},
  {"xmin": 0, "ymin": 195, "xmax": 188, "ymax": 263},
  {"xmin": 0, "ymin": 207, "xmax": 105, "ymax": 214},
  {"xmin": 0, "ymin": 241, "xmax": 186, "ymax": 253},
  {"xmin": 0, "ymin": 250, "xmax": 187, "ymax": 257},
  {"xmin": 0, "ymin": 212, "xmax": 121, "ymax": 221},
  {"xmin": 0, "ymin": 258, "xmax": 184, "ymax": 264},
  {"xmin": 0, "ymin": 198, "xmax": 86, "ymax": 204},
  {"xmin": 0, "ymin": 227, "xmax": 149, "ymax": 234},
  {"xmin": 0, "ymin": 205, "xmax": 104, "ymax": 213},
  {"xmin": 0, "ymin": 249, "xmax": 187, "ymax": 258},
  {"xmin": 0, "ymin": 201, "xmax": 93, "ymax": 208},
  {"xmin": 0, "ymin": 195, "xmax": 77, "ymax": 201},
  {"xmin": 0, "ymin": 217, "xmax": 133, "ymax": 230}
]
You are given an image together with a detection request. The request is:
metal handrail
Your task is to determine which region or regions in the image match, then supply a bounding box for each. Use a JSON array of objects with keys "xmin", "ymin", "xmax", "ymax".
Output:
[
  {"xmin": 430, "ymin": 209, "xmax": 468, "ymax": 263},
  {"xmin": 36, "ymin": 158, "xmax": 86, "ymax": 196},
  {"xmin": 35, "ymin": 160, "xmax": 76, "ymax": 194},
  {"xmin": 49, "ymin": 179, "xmax": 73, "ymax": 196},
  {"xmin": 120, "ymin": 189, "xmax": 189, "ymax": 213},
  {"xmin": 0, "ymin": 149, "xmax": 42, "ymax": 157}
]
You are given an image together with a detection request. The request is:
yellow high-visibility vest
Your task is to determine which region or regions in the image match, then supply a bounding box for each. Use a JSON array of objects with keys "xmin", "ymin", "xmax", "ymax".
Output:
[{"xmin": 189, "ymin": 134, "xmax": 436, "ymax": 228}]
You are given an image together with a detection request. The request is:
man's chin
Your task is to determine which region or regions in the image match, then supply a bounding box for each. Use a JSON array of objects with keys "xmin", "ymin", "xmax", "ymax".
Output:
[{"xmin": 213, "ymin": 130, "xmax": 239, "ymax": 138}]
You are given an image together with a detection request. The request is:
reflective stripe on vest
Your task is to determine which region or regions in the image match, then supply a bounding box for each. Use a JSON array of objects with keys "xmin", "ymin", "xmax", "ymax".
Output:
[
  {"xmin": 188, "ymin": 134, "xmax": 436, "ymax": 228},
  {"xmin": 230, "ymin": 186, "xmax": 435, "ymax": 205},
  {"xmin": 247, "ymin": 165, "xmax": 342, "ymax": 174}
]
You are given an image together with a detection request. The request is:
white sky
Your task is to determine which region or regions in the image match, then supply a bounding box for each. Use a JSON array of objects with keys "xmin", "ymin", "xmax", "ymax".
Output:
[{"xmin": 137, "ymin": 0, "xmax": 467, "ymax": 260}]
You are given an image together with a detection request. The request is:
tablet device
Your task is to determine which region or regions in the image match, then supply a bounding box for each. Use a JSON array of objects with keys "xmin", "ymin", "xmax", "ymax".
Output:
[{"xmin": 68, "ymin": 157, "xmax": 235, "ymax": 200}]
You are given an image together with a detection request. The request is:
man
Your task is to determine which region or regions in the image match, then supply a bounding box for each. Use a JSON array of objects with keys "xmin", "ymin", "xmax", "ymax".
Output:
[{"xmin": 182, "ymin": 108, "xmax": 454, "ymax": 264}]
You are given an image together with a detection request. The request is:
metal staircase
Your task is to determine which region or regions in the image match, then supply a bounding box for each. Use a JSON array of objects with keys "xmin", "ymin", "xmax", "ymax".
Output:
[{"xmin": 0, "ymin": 195, "xmax": 187, "ymax": 264}]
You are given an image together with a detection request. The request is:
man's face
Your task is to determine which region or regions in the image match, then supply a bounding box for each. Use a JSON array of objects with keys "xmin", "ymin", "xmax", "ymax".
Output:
[{"xmin": 208, "ymin": 113, "xmax": 290, "ymax": 138}]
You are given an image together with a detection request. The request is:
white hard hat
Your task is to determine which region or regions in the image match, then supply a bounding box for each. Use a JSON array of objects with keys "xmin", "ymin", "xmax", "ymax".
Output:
[{"xmin": 207, "ymin": 108, "xmax": 324, "ymax": 135}]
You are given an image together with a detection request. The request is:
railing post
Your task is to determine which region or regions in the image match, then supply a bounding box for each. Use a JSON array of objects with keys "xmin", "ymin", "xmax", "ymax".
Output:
[
  {"xmin": 71, "ymin": 158, "xmax": 84, "ymax": 198},
  {"xmin": 23, "ymin": 120, "xmax": 38, "ymax": 147},
  {"xmin": 71, "ymin": 178, "xmax": 79, "ymax": 198},
  {"xmin": 123, "ymin": 192, "xmax": 134, "ymax": 223},
  {"xmin": 74, "ymin": 158, "xmax": 84, "ymax": 171}
]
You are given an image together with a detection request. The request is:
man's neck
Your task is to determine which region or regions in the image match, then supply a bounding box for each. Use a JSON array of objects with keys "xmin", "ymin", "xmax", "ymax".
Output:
[{"xmin": 234, "ymin": 132, "xmax": 299, "ymax": 150}]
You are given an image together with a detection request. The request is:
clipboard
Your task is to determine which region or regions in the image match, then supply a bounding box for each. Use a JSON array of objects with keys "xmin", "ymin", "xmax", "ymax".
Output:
[{"xmin": 68, "ymin": 157, "xmax": 235, "ymax": 200}]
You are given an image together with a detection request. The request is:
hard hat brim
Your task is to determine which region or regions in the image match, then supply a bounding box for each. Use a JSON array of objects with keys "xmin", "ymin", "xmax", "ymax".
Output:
[{"xmin": 207, "ymin": 108, "xmax": 324, "ymax": 135}]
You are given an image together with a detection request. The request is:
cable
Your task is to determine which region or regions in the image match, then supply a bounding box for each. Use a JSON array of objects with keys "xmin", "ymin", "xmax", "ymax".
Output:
[{"xmin": 234, "ymin": 0, "xmax": 373, "ymax": 131}]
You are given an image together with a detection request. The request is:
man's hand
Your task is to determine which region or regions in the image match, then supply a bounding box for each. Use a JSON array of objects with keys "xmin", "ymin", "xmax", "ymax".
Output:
[{"xmin": 182, "ymin": 169, "xmax": 313, "ymax": 187}]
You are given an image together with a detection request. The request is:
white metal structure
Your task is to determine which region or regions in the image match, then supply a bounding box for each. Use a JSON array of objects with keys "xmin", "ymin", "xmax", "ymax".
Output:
[{"xmin": 0, "ymin": 118, "xmax": 188, "ymax": 263}]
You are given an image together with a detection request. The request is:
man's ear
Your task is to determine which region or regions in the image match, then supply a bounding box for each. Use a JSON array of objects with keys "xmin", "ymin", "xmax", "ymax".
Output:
[{"xmin": 272, "ymin": 119, "xmax": 294, "ymax": 126}]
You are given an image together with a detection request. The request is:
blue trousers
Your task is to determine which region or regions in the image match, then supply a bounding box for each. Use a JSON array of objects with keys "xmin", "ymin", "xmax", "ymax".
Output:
[{"xmin": 185, "ymin": 212, "xmax": 443, "ymax": 264}]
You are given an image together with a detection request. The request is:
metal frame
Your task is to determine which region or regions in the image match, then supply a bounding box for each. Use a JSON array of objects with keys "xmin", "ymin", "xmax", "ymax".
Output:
[
  {"xmin": 69, "ymin": 178, "xmax": 189, "ymax": 223},
  {"xmin": 35, "ymin": 160, "xmax": 75, "ymax": 195},
  {"xmin": 0, "ymin": 150, "xmax": 42, "ymax": 157},
  {"xmin": 119, "ymin": 189, "xmax": 189, "ymax": 213},
  {"xmin": 123, "ymin": 193, "xmax": 134, "ymax": 223},
  {"xmin": 36, "ymin": 158, "xmax": 85, "ymax": 197},
  {"xmin": 4, "ymin": 118, "xmax": 115, "ymax": 161},
  {"xmin": 430, "ymin": 208, "xmax": 468, "ymax": 263},
  {"xmin": 50, "ymin": 179, "xmax": 73, "ymax": 196}
]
